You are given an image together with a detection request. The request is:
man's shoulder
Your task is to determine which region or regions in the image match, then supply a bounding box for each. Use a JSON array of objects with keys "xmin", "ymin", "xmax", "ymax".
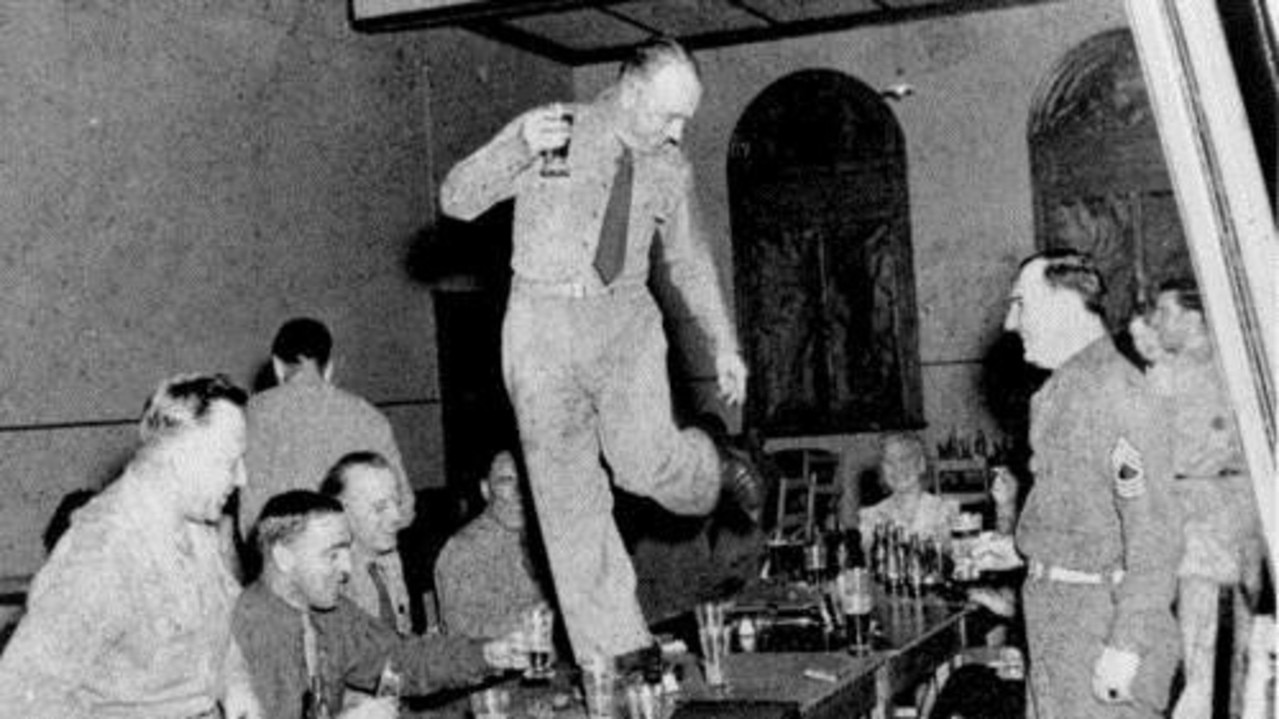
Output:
[{"xmin": 249, "ymin": 380, "xmax": 388, "ymax": 425}]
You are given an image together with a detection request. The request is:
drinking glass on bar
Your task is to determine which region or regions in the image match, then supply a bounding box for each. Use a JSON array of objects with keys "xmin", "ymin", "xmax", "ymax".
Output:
[
  {"xmin": 581, "ymin": 653, "xmax": 617, "ymax": 719},
  {"xmin": 695, "ymin": 601, "xmax": 731, "ymax": 690},
  {"xmin": 837, "ymin": 568, "xmax": 874, "ymax": 654},
  {"xmin": 469, "ymin": 687, "xmax": 511, "ymax": 719},
  {"xmin": 523, "ymin": 604, "xmax": 556, "ymax": 681},
  {"xmin": 375, "ymin": 659, "xmax": 403, "ymax": 702}
]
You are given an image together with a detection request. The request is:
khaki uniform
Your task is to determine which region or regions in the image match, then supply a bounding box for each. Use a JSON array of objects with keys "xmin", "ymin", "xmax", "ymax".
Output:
[
  {"xmin": 1017, "ymin": 339, "xmax": 1181, "ymax": 719},
  {"xmin": 440, "ymin": 97, "xmax": 736, "ymax": 660},
  {"xmin": 1151, "ymin": 352, "xmax": 1261, "ymax": 719}
]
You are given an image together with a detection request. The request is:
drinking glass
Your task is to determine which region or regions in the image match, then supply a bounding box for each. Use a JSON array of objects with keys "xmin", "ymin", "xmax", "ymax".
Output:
[
  {"xmin": 540, "ymin": 105, "xmax": 574, "ymax": 178},
  {"xmin": 469, "ymin": 687, "xmax": 511, "ymax": 719},
  {"xmin": 836, "ymin": 568, "xmax": 874, "ymax": 654},
  {"xmin": 581, "ymin": 654, "xmax": 617, "ymax": 719},
  {"xmin": 695, "ymin": 601, "xmax": 731, "ymax": 690},
  {"xmin": 523, "ymin": 604, "xmax": 556, "ymax": 681}
]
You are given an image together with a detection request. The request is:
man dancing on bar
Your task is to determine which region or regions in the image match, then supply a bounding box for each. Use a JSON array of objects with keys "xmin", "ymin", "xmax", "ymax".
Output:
[{"xmin": 440, "ymin": 37, "xmax": 763, "ymax": 664}]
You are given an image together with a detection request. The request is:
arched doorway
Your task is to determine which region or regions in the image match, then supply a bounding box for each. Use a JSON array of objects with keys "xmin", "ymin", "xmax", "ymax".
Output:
[
  {"xmin": 1030, "ymin": 28, "xmax": 1192, "ymax": 329},
  {"xmin": 729, "ymin": 69, "xmax": 921, "ymax": 437}
]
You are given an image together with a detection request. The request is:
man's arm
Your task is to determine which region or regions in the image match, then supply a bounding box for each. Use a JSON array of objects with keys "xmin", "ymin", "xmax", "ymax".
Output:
[
  {"xmin": 1104, "ymin": 378, "xmax": 1180, "ymax": 655},
  {"xmin": 655, "ymin": 166, "xmax": 739, "ymax": 360},
  {"xmin": 438, "ymin": 109, "xmax": 540, "ymax": 221},
  {"xmin": 0, "ymin": 542, "xmax": 127, "ymax": 719},
  {"xmin": 331, "ymin": 600, "xmax": 493, "ymax": 696}
]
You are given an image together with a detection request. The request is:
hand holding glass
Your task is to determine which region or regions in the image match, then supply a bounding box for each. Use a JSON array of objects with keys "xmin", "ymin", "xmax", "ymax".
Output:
[
  {"xmin": 539, "ymin": 104, "xmax": 574, "ymax": 178},
  {"xmin": 836, "ymin": 569, "xmax": 873, "ymax": 653}
]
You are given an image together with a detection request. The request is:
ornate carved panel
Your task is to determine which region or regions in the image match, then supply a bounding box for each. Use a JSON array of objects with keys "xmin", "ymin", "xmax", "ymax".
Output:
[
  {"xmin": 730, "ymin": 69, "xmax": 922, "ymax": 437},
  {"xmin": 1031, "ymin": 29, "xmax": 1193, "ymax": 327}
]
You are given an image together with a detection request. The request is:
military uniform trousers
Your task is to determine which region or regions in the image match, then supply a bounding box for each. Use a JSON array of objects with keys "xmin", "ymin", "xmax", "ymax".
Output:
[
  {"xmin": 1024, "ymin": 573, "xmax": 1180, "ymax": 719},
  {"xmin": 501, "ymin": 279, "xmax": 721, "ymax": 661}
]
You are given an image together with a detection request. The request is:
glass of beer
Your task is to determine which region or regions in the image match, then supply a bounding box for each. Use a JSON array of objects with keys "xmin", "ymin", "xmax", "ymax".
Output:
[
  {"xmin": 837, "ymin": 568, "xmax": 874, "ymax": 654},
  {"xmin": 523, "ymin": 604, "xmax": 556, "ymax": 681},
  {"xmin": 540, "ymin": 105, "xmax": 574, "ymax": 178}
]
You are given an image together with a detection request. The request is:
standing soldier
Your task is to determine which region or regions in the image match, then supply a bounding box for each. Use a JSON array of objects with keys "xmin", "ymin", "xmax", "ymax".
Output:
[{"xmin": 1004, "ymin": 250, "xmax": 1181, "ymax": 719}]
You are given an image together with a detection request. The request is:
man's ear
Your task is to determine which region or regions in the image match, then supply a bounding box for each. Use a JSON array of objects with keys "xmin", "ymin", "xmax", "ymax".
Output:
[
  {"xmin": 321, "ymin": 358, "xmax": 335, "ymax": 384},
  {"xmin": 479, "ymin": 479, "xmax": 492, "ymax": 504},
  {"xmin": 271, "ymin": 358, "xmax": 287, "ymax": 385},
  {"xmin": 271, "ymin": 542, "xmax": 294, "ymax": 574}
]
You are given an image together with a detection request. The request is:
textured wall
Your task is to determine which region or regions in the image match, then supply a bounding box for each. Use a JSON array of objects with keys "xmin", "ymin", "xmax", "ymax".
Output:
[
  {"xmin": 575, "ymin": 0, "xmax": 1127, "ymax": 467},
  {"xmin": 0, "ymin": 1, "xmax": 568, "ymax": 575}
]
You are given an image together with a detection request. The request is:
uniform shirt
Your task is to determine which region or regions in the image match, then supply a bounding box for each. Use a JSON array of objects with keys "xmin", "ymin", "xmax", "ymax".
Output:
[
  {"xmin": 232, "ymin": 581, "xmax": 493, "ymax": 719},
  {"xmin": 240, "ymin": 366, "xmax": 414, "ymax": 533},
  {"xmin": 858, "ymin": 491, "xmax": 959, "ymax": 544},
  {"xmin": 345, "ymin": 550, "xmax": 412, "ymax": 635},
  {"xmin": 439, "ymin": 93, "xmax": 738, "ymax": 358},
  {"xmin": 434, "ymin": 513, "xmax": 548, "ymax": 641},
  {"xmin": 1016, "ymin": 338, "xmax": 1180, "ymax": 655},
  {"xmin": 0, "ymin": 471, "xmax": 250, "ymax": 719},
  {"xmin": 1149, "ymin": 349, "xmax": 1258, "ymax": 582}
]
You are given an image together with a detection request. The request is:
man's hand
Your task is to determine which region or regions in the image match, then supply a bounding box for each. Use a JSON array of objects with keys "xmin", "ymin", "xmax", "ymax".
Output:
[
  {"xmin": 1092, "ymin": 646, "xmax": 1140, "ymax": 704},
  {"xmin": 483, "ymin": 629, "xmax": 530, "ymax": 671},
  {"xmin": 521, "ymin": 105, "xmax": 572, "ymax": 156},
  {"xmin": 337, "ymin": 697, "xmax": 399, "ymax": 719},
  {"xmin": 715, "ymin": 352, "xmax": 748, "ymax": 406},
  {"xmin": 221, "ymin": 682, "xmax": 263, "ymax": 719}
]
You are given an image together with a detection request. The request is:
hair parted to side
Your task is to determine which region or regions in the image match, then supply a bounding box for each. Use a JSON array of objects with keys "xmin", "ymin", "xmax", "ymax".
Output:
[
  {"xmin": 619, "ymin": 36, "xmax": 700, "ymax": 83},
  {"xmin": 1021, "ymin": 248, "xmax": 1106, "ymax": 318},
  {"xmin": 254, "ymin": 490, "xmax": 344, "ymax": 561},
  {"xmin": 318, "ymin": 451, "xmax": 391, "ymax": 499},
  {"xmin": 271, "ymin": 317, "xmax": 332, "ymax": 366},
  {"xmin": 138, "ymin": 373, "xmax": 247, "ymax": 444},
  {"xmin": 1157, "ymin": 277, "xmax": 1203, "ymax": 314}
]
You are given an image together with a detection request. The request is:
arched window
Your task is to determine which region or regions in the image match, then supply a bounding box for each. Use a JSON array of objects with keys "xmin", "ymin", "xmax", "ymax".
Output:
[
  {"xmin": 1030, "ymin": 28, "xmax": 1192, "ymax": 329},
  {"xmin": 729, "ymin": 69, "xmax": 921, "ymax": 437}
]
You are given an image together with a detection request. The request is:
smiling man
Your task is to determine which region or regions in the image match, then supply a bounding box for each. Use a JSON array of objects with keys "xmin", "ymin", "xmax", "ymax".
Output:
[
  {"xmin": 0, "ymin": 374, "xmax": 260, "ymax": 719},
  {"xmin": 320, "ymin": 452, "xmax": 413, "ymax": 635},
  {"xmin": 232, "ymin": 491, "xmax": 525, "ymax": 719},
  {"xmin": 440, "ymin": 36, "xmax": 764, "ymax": 664},
  {"xmin": 1005, "ymin": 250, "xmax": 1181, "ymax": 719}
]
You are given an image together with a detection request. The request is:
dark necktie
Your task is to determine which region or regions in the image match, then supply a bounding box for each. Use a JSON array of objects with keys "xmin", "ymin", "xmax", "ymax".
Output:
[
  {"xmin": 367, "ymin": 562, "xmax": 397, "ymax": 630},
  {"xmin": 594, "ymin": 145, "xmax": 633, "ymax": 285}
]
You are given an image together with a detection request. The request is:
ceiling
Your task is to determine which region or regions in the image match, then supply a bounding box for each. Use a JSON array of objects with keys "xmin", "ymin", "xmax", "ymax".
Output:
[{"xmin": 351, "ymin": 0, "xmax": 1065, "ymax": 65}]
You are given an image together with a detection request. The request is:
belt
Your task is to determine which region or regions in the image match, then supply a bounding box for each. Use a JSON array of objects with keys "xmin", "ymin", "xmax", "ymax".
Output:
[
  {"xmin": 512, "ymin": 275, "xmax": 643, "ymax": 299},
  {"xmin": 1028, "ymin": 559, "xmax": 1124, "ymax": 585}
]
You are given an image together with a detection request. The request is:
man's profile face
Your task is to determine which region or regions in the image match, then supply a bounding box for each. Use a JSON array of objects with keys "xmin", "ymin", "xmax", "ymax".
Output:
[
  {"xmin": 176, "ymin": 400, "xmax": 248, "ymax": 524},
  {"xmin": 340, "ymin": 464, "xmax": 401, "ymax": 556},
  {"xmin": 623, "ymin": 60, "xmax": 701, "ymax": 152},
  {"xmin": 487, "ymin": 452, "xmax": 524, "ymax": 527},
  {"xmin": 1004, "ymin": 259, "xmax": 1071, "ymax": 369},
  {"xmin": 281, "ymin": 513, "xmax": 352, "ymax": 611}
]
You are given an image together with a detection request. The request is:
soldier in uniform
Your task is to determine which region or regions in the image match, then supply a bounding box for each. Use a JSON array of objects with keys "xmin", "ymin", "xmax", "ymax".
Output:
[
  {"xmin": 1134, "ymin": 278, "xmax": 1262, "ymax": 719},
  {"xmin": 1004, "ymin": 250, "xmax": 1181, "ymax": 719}
]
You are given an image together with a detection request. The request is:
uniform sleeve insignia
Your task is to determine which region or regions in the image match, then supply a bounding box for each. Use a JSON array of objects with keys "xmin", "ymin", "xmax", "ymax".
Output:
[{"xmin": 1111, "ymin": 437, "xmax": 1146, "ymax": 499}]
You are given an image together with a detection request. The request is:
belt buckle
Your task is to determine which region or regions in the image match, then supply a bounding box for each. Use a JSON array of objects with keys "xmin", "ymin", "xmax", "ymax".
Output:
[{"xmin": 567, "ymin": 282, "xmax": 588, "ymax": 299}]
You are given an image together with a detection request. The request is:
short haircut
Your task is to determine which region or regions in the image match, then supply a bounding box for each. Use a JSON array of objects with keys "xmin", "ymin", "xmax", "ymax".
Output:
[
  {"xmin": 255, "ymin": 490, "xmax": 344, "ymax": 560},
  {"xmin": 139, "ymin": 373, "xmax": 247, "ymax": 444},
  {"xmin": 1021, "ymin": 248, "xmax": 1106, "ymax": 318},
  {"xmin": 271, "ymin": 317, "xmax": 332, "ymax": 367},
  {"xmin": 318, "ymin": 451, "xmax": 391, "ymax": 499},
  {"xmin": 1157, "ymin": 277, "xmax": 1203, "ymax": 314},
  {"xmin": 880, "ymin": 431, "xmax": 926, "ymax": 463},
  {"xmin": 619, "ymin": 36, "xmax": 700, "ymax": 84}
]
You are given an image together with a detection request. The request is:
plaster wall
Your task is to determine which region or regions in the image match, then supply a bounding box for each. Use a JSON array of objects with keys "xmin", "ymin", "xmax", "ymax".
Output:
[
  {"xmin": 0, "ymin": 2, "xmax": 567, "ymax": 575},
  {"xmin": 575, "ymin": 0, "xmax": 1128, "ymax": 477}
]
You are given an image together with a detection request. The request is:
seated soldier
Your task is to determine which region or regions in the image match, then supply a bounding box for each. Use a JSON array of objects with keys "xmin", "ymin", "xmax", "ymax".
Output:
[
  {"xmin": 858, "ymin": 432, "xmax": 959, "ymax": 546},
  {"xmin": 434, "ymin": 450, "xmax": 552, "ymax": 641},
  {"xmin": 233, "ymin": 490, "xmax": 525, "ymax": 719},
  {"xmin": 320, "ymin": 452, "xmax": 414, "ymax": 635}
]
